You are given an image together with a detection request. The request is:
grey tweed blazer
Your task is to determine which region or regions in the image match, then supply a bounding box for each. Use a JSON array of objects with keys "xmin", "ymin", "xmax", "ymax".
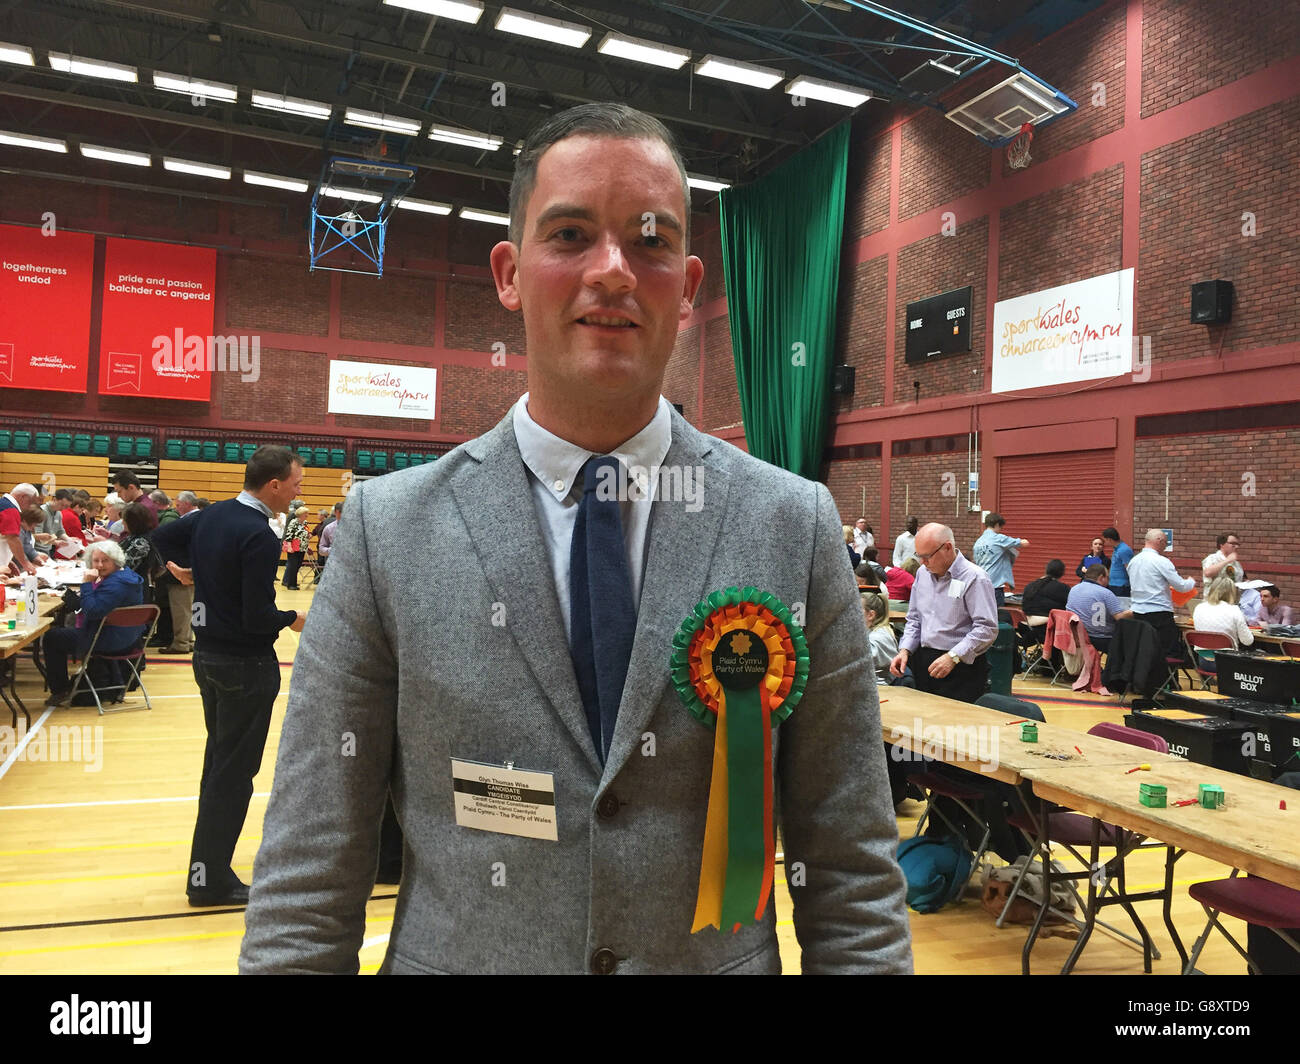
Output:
[{"xmin": 238, "ymin": 406, "xmax": 912, "ymax": 974}]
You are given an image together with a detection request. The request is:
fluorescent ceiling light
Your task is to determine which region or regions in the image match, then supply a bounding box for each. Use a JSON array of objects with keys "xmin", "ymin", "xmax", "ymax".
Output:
[
  {"xmin": 495, "ymin": 7, "xmax": 590, "ymax": 48},
  {"xmin": 345, "ymin": 108, "xmax": 422, "ymax": 136},
  {"xmin": 80, "ymin": 143, "xmax": 151, "ymax": 166},
  {"xmin": 785, "ymin": 75, "xmax": 871, "ymax": 108},
  {"xmin": 164, "ymin": 157, "xmax": 232, "ymax": 180},
  {"xmin": 153, "ymin": 72, "xmax": 238, "ymax": 103},
  {"xmin": 1012, "ymin": 78, "xmax": 1067, "ymax": 113},
  {"xmin": 687, "ymin": 174, "xmax": 729, "ymax": 192},
  {"xmin": 383, "ymin": 0, "xmax": 484, "ymax": 23},
  {"xmin": 694, "ymin": 55, "xmax": 783, "ymax": 90},
  {"xmin": 48, "ymin": 51, "xmax": 138, "ymax": 83},
  {"xmin": 0, "ymin": 41, "xmax": 35, "ymax": 66},
  {"xmin": 0, "ymin": 130, "xmax": 67, "ymax": 153},
  {"xmin": 321, "ymin": 186, "xmax": 383, "ymax": 205},
  {"xmin": 928, "ymin": 59, "xmax": 962, "ymax": 76},
  {"xmin": 244, "ymin": 170, "xmax": 309, "ymax": 192},
  {"xmin": 251, "ymin": 91, "xmax": 331, "ymax": 120},
  {"xmin": 459, "ymin": 207, "xmax": 509, "ymax": 225},
  {"xmin": 596, "ymin": 32, "xmax": 689, "ymax": 70},
  {"xmin": 428, "ymin": 125, "xmax": 503, "ymax": 151},
  {"xmin": 396, "ymin": 197, "xmax": 453, "ymax": 215}
]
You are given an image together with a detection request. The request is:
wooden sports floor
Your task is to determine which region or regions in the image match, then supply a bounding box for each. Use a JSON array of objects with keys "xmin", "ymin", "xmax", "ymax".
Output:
[{"xmin": 0, "ymin": 585, "xmax": 1250, "ymax": 975}]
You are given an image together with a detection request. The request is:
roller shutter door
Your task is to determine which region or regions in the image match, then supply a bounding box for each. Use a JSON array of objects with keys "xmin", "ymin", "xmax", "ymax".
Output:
[{"xmin": 996, "ymin": 450, "xmax": 1116, "ymax": 588}]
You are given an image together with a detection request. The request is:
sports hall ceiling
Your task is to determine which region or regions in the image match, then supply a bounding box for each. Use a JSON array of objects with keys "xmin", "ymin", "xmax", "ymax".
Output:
[{"xmin": 0, "ymin": 0, "xmax": 1106, "ymax": 218}]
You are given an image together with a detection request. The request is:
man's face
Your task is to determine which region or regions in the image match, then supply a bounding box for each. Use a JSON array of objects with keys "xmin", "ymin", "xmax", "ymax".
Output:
[
  {"xmin": 13, "ymin": 490, "xmax": 36, "ymax": 509},
  {"xmin": 119, "ymin": 484, "xmax": 140, "ymax": 502},
  {"xmin": 1103, "ymin": 536, "xmax": 1117, "ymax": 548},
  {"xmin": 491, "ymin": 135, "xmax": 704, "ymax": 407},
  {"xmin": 176, "ymin": 498, "xmax": 193, "ymax": 515},
  {"xmin": 1260, "ymin": 588, "xmax": 1277, "ymax": 609},
  {"xmin": 1222, "ymin": 536, "xmax": 1241, "ymax": 553},
  {"xmin": 914, "ymin": 529, "xmax": 955, "ymax": 577},
  {"xmin": 907, "ymin": 519, "xmax": 918, "ymax": 535},
  {"xmin": 855, "ymin": 519, "xmax": 867, "ymax": 531},
  {"xmin": 265, "ymin": 463, "xmax": 304, "ymax": 514}
]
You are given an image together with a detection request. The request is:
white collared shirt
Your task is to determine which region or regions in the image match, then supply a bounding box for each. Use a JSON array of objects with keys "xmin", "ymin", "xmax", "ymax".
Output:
[{"xmin": 513, "ymin": 393, "xmax": 672, "ymax": 640}]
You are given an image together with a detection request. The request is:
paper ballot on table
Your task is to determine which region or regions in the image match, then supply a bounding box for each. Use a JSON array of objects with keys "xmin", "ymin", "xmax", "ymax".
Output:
[{"xmin": 55, "ymin": 540, "xmax": 82, "ymax": 559}]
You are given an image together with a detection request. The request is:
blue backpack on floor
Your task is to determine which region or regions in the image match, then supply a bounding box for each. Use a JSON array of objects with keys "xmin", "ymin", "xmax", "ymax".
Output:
[{"xmin": 896, "ymin": 834, "xmax": 973, "ymax": 913}]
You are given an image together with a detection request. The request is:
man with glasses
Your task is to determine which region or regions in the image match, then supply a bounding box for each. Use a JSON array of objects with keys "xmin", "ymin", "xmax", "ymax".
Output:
[
  {"xmin": 889, "ymin": 522, "xmax": 999, "ymax": 703},
  {"xmin": 1202, "ymin": 533, "xmax": 1244, "ymax": 585}
]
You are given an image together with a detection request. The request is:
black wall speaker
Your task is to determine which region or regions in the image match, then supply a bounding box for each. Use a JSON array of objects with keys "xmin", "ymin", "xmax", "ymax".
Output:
[
  {"xmin": 671, "ymin": 402, "xmax": 684, "ymax": 415},
  {"xmin": 831, "ymin": 364, "xmax": 856, "ymax": 395},
  {"xmin": 1190, "ymin": 280, "xmax": 1233, "ymax": 324}
]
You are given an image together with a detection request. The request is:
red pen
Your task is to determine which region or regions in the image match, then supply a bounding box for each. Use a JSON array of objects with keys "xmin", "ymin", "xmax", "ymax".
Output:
[
  {"xmin": 1074, "ymin": 746, "xmax": 1083, "ymax": 754},
  {"xmin": 1004, "ymin": 718, "xmax": 1028, "ymax": 726},
  {"xmin": 1174, "ymin": 799, "xmax": 1199, "ymax": 807}
]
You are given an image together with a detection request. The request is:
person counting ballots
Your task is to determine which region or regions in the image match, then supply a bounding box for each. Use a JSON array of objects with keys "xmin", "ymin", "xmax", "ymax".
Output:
[
  {"xmin": 238, "ymin": 104, "xmax": 912, "ymax": 976},
  {"xmin": 889, "ymin": 522, "xmax": 999, "ymax": 704}
]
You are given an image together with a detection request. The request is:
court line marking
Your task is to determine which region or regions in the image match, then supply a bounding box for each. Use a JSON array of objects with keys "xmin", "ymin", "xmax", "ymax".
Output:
[
  {"xmin": 0, "ymin": 706, "xmax": 54, "ymax": 783},
  {"xmin": 0, "ymin": 836, "xmax": 258, "ymax": 856},
  {"xmin": 0, "ymin": 863, "xmax": 255, "ymax": 888},
  {"xmin": 0, "ymin": 895, "xmax": 397, "ymax": 934},
  {"xmin": 0, "ymin": 792, "xmax": 270, "ymax": 812}
]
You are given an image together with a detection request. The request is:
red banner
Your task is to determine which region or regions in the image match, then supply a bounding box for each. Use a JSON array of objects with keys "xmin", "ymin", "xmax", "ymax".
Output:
[
  {"xmin": 98, "ymin": 237, "xmax": 217, "ymax": 401},
  {"xmin": 0, "ymin": 223, "xmax": 94, "ymax": 393}
]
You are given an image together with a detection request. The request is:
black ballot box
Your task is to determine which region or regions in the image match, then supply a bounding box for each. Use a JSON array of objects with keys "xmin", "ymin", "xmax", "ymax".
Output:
[
  {"xmin": 1125, "ymin": 705, "xmax": 1251, "ymax": 774},
  {"xmin": 1214, "ymin": 651, "xmax": 1300, "ymax": 704},
  {"xmin": 1161, "ymin": 691, "xmax": 1299, "ymax": 779}
]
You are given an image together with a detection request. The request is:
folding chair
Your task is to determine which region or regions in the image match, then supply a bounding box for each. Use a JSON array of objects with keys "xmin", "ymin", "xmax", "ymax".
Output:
[
  {"xmin": 1007, "ymin": 721, "xmax": 1175, "ymax": 974},
  {"xmin": 66, "ymin": 605, "xmax": 160, "ymax": 715},
  {"xmin": 1183, "ymin": 631, "xmax": 1234, "ymax": 690},
  {"xmin": 1280, "ymin": 640, "xmax": 1300, "ymax": 658},
  {"xmin": 302, "ymin": 545, "xmax": 324, "ymax": 588},
  {"xmin": 907, "ymin": 694, "xmax": 1044, "ymax": 896},
  {"xmin": 1183, "ymin": 872, "xmax": 1300, "ymax": 975}
]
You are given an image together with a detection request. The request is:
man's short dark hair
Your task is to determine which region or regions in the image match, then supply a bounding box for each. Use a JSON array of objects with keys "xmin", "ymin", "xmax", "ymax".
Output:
[
  {"xmin": 53, "ymin": 488, "xmax": 74, "ymax": 502},
  {"xmin": 122, "ymin": 500, "xmax": 157, "ymax": 535},
  {"xmin": 245, "ymin": 445, "xmax": 301, "ymax": 490},
  {"xmin": 984, "ymin": 512, "xmax": 1005, "ymax": 528},
  {"xmin": 1264, "ymin": 584, "xmax": 1281, "ymax": 597},
  {"xmin": 1085, "ymin": 563, "xmax": 1107, "ymax": 581},
  {"xmin": 1216, "ymin": 532, "xmax": 1238, "ymax": 548},
  {"xmin": 1102, "ymin": 527, "xmax": 1120, "ymax": 541},
  {"xmin": 1045, "ymin": 558, "xmax": 1065, "ymax": 579},
  {"xmin": 333, "ymin": 501, "xmax": 343, "ymax": 514},
  {"xmin": 113, "ymin": 471, "xmax": 141, "ymax": 490},
  {"xmin": 863, "ymin": 546, "xmax": 879, "ymax": 562},
  {"xmin": 508, "ymin": 103, "xmax": 692, "ymax": 247}
]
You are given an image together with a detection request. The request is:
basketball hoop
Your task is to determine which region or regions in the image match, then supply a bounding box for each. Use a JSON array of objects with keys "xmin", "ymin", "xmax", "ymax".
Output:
[{"xmin": 1006, "ymin": 122, "xmax": 1034, "ymax": 170}]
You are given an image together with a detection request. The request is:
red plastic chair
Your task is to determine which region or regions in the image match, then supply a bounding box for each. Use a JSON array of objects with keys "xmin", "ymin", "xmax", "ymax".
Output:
[
  {"xmin": 1184, "ymin": 872, "xmax": 1300, "ymax": 974},
  {"xmin": 1183, "ymin": 631, "xmax": 1234, "ymax": 690},
  {"xmin": 1280, "ymin": 640, "xmax": 1300, "ymax": 659},
  {"xmin": 66, "ymin": 605, "xmax": 160, "ymax": 714}
]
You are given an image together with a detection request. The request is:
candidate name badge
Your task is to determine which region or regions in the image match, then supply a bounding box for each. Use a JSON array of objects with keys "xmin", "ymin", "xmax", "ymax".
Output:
[{"xmin": 450, "ymin": 758, "xmax": 558, "ymax": 841}]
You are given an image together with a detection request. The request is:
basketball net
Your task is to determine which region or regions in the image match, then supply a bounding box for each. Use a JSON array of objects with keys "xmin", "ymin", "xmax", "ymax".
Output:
[{"xmin": 1006, "ymin": 122, "xmax": 1034, "ymax": 170}]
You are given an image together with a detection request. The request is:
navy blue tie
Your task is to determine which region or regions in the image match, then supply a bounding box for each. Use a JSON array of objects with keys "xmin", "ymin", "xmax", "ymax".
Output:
[{"xmin": 569, "ymin": 456, "xmax": 637, "ymax": 764}]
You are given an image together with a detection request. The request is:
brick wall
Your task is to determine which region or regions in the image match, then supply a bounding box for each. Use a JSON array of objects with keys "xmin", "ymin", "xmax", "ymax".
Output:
[
  {"xmin": 898, "ymin": 107, "xmax": 990, "ymax": 222},
  {"xmin": 340, "ymin": 272, "xmax": 438, "ymax": 346},
  {"xmin": 438, "ymin": 364, "xmax": 528, "ymax": 438},
  {"xmin": 1141, "ymin": 0, "xmax": 1299, "ymax": 118},
  {"xmin": 999, "ymin": 164, "xmax": 1124, "ymax": 302},
  {"xmin": 834, "ymin": 254, "xmax": 888, "ymax": 410},
  {"xmin": 693, "ymin": 223, "xmax": 726, "ymax": 306},
  {"xmin": 889, "ymin": 450, "xmax": 983, "ymax": 556},
  {"xmin": 1134, "ymin": 430, "xmax": 1300, "ymax": 579},
  {"xmin": 664, "ymin": 324, "xmax": 700, "ymax": 427},
  {"xmin": 894, "ymin": 217, "xmax": 989, "ymax": 402},
  {"xmin": 825, "ymin": 457, "xmax": 883, "ymax": 529},
  {"xmin": 844, "ymin": 119, "xmax": 892, "ymax": 240},
  {"xmin": 220, "ymin": 348, "xmax": 328, "ymax": 425},
  {"xmin": 700, "ymin": 316, "xmax": 740, "ymax": 432},
  {"xmin": 1138, "ymin": 98, "xmax": 1300, "ymax": 363},
  {"xmin": 443, "ymin": 279, "xmax": 526, "ymax": 354},
  {"xmin": 225, "ymin": 256, "xmax": 331, "ymax": 336}
]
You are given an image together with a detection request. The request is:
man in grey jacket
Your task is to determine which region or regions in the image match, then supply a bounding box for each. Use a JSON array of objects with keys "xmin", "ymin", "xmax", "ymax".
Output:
[{"xmin": 239, "ymin": 103, "xmax": 911, "ymax": 975}]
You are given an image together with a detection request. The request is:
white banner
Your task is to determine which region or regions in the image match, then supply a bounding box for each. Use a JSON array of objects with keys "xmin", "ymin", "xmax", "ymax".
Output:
[
  {"xmin": 992, "ymin": 268, "xmax": 1134, "ymax": 394},
  {"xmin": 327, "ymin": 359, "xmax": 437, "ymax": 420}
]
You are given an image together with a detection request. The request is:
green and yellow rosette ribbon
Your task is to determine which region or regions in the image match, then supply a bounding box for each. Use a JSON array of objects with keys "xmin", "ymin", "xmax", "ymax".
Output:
[{"xmin": 670, "ymin": 587, "xmax": 810, "ymax": 933}]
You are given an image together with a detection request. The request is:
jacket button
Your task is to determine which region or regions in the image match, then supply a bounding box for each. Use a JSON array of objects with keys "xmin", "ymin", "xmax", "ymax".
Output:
[
  {"xmin": 590, "ymin": 947, "xmax": 618, "ymax": 975},
  {"xmin": 596, "ymin": 793, "xmax": 620, "ymax": 820}
]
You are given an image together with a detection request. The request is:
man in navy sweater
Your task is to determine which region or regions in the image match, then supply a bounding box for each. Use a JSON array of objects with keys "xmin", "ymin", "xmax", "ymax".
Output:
[{"xmin": 154, "ymin": 445, "xmax": 306, "ymax": 907}]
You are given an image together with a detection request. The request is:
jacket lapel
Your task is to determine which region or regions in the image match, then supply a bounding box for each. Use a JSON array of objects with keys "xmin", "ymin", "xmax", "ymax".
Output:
[
  {"xmin": 602, "ymin": 413, "xmax": 730, "ymax": 780},
  {"xmin": 450, "ymin": 411, "xmax": 603, "ymax": 776}
]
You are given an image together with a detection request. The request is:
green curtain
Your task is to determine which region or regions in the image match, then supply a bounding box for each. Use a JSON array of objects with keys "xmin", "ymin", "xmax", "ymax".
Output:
[{"xmin": 719, "ymin": 120, "xmax": 850, "ymax": 480}]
